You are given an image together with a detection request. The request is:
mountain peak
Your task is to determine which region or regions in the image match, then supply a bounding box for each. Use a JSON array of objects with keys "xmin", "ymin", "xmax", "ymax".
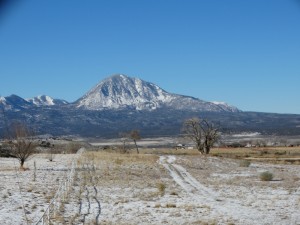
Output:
[
  {"xmin": 28, "ymin": 95, "xmax": 55, "ymax": 106},
  {"xmin": 75, "ymin": 74, "xmax": 240, "ymax": 112},
  {"xmin": 76, "ymin": 74, "xmax": 171, "ymax": 110},
  {"xmin": 27, "ymin": 95, "xmax": 68, "ymax": 106},
  {"xmin": 109, "ymin": 74, "xmax": 129, "ymax": 79},
  {"xmin": 0, "ymin": 94, "xmax": 32, "ymax": 111}
]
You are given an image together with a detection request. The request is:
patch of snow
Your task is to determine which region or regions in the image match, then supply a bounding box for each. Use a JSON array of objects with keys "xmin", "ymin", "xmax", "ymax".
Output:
[
  {"xmin": 232, "ymin": 132, "xmax": 261, "ymax": 137},
  {"xmin": 27, "ymin": 95, "xmax": 68, "ymax": 106},
  {"xmin": 212, "ymin": 101, "xmax": 227, "ymax": 105}
]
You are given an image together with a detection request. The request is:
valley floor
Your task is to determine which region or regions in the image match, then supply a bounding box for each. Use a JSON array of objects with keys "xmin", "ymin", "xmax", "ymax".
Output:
[{"xmin": 0, "ymin": 150, "xmax": 300, "ymax": 224}]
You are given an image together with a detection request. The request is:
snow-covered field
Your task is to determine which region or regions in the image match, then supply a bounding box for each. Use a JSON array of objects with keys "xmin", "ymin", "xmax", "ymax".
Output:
[
  {"xmin": 0, "ymin": 154, "xmax": 75, "ymax": 224},
  {"xmin": 1, "ymin": 151, "xmax": 300, "ymax": 224}
]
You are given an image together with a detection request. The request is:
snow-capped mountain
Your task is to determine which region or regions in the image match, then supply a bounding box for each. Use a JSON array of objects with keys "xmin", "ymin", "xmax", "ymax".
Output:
[
  {"xmin": 2, "ymin": 74, "xmax": 300, "ymax": 138},
  {"xmin": 76, "ymin": 74, "xmax": 173, "ymax": 110},
  {"xmin": 75, "ymin": 74, "xmax": 240, "ymax": 112},
  {"xmin": 0, "ymin": 95, "xmax": 33, "ymax": 111},
  {"xmin": 27, "ymin": 95, "xmax": 68, "ymax": 106},
  {"xmin": 1, "ymin": 75, "xmax": 240, "ymax": 113},
  {"xmin": 0, "ymin": 94, "xmax": 68, "ymax": 111}
]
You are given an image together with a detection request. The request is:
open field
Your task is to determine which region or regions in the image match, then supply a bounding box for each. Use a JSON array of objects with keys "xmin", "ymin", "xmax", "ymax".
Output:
[
  {"xmin": 0, "ymin": 154, "xmax": 76, "ymax": 224},
  {"xmin": 0, "ymin": 147, "xmax": 300, "ymax": 224},
  {"xmin": 210, "ymin": 146, "xmax": 300, "ymax": 165}
]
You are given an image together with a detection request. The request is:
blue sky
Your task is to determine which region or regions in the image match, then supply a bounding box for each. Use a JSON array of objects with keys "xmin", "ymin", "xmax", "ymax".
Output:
[{"xmin": 0, "ymin": 0, "xmax": 299, "ymax": 114}]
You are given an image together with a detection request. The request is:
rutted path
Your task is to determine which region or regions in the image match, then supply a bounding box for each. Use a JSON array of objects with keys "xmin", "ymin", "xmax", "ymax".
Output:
[
  {"xmin": 160, "ymin": 156, "xmax": 217, "ymax": 196},
  {"xmin": 78, "ymin": 169, "xmax": 102, "ymax": 225},
  {"xmin": 159, "ymin": 155, "xmax": 278, "ymax": 225},
  {"xmin": 62, "ymin": 160, "xmax": 102, "ymax": 225}
]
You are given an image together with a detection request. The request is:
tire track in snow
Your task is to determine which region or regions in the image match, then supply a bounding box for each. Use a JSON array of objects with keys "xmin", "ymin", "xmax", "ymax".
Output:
[
  {"xmin": 159, "ymin": 156, "xmax": 271, "ymax": 225},
  {"xmin": 93, "ymin": 186, "xmax": 101, "ymax": 225},
  {"xmin": 172, "ymin": 163, "xmax": 217, "ymax": 197}
]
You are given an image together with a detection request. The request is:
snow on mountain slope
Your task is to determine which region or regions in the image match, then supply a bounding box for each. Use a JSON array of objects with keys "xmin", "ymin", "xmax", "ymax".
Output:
[
  {"xmin": 0, "ymin": 96, "xmax": 9, "ymax": 109},
  {"xmin": 1, "ymin": 75, "xmax": 240, "ymax": 113},
  {"xmin": 76, "ymin": 74, "xmax": 240, "ymax": 112},
  {"xmin": 0, "ymin": 95, "xmax": 68, "ymax": 111},
  {"xmin": 76, "ymin": 74, "xmax": 174, "ymax": 110},
  {"xmin": 0, "ymin": 95, "xmax": 33, "ymax": 111},
  {"xmin": 27, "ymin": 95, "xmax": 68, "ymax": 106},
  {"xmin": 211, "ymin": 101, "xmax": 240, "ymax": 113}
]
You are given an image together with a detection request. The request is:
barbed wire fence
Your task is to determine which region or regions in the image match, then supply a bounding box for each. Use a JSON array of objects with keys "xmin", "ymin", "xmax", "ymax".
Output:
[{"xmin": 35, "ymin": 147, "xmax": 85, "ymax": 225}]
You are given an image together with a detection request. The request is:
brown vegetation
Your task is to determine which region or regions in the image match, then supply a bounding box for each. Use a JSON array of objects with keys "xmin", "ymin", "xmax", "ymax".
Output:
[
  {"xmin": 182, "ymin": 118, "xmax": 219, "ymax": 154},
  {"xmin": 5, "ymin": 122, "xmax": 37, "ymax": 169}
]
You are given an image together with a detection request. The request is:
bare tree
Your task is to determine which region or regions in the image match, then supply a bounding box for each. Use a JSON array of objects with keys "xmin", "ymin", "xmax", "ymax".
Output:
[
  {"xmin": 182, "ymin": 118, "xmax": 204, "ymax": 153},
  {"xmin": 202, "ymin": 119, "xmax": 219, "ymax": 154},
  {"xmin": 6, "ymin": 122, "xmax": 37, "ymax": 169},
  {"xmin": 182, "ymin": 117, "xmax": 219, "ymax": 154},
  {"xmin": 129, "ymin": 130, "xmax": 141, "ymax": 154},
  {"xmin": 46, "ymin": 142, "xmax": 55, "ymax": 162},
  {"xmin": 119, "ymin": 132, "xmax": 130, "ymax": 153},
  {"xmin": 119, "ymin": 130, "xmax": 141, "ymax": 154}
]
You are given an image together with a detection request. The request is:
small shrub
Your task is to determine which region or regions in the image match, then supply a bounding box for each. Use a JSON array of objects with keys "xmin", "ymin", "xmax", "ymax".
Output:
[
  {"xmin": 274, "ymin": 151, "xmax": 286, "ymax": 156},
  {"xmin": 166, "ymin": 203, "xmax": 177, "ymax": 208},
  {"xmin": 170, "ymin": 191, "xmax": 178, "ymax": 196},
  {"xmin": 154, "ymin": 203, "xmax": 161, "ymax": 208},
  {"xmin": 259, "ymin": 150, "xmax": 268, "ymax": 156},
  {"xmin": 114, "ymin": 158, "xmax": 123, "ymax": 165},
  {"xmin": 260, "ymin": 171, "xmax": 273, "ymax": 181},
  {"xmin": 239, "ymin": 160, "xmax": 251, "ymax": 167},
  {"xmin": 157, "ymin": 182, "xmax": 166, "ymax": 196}
]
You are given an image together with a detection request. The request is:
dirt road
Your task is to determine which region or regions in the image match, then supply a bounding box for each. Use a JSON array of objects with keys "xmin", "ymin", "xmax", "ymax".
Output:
[{"xmin": 159, "ymin": 155, "xmax": 300, "ymax": 225}]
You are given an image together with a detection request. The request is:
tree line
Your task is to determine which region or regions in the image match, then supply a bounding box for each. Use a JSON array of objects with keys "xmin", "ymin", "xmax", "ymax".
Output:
[{"xmin": 0, "ymin": 116, "xmax": 219, "ymax": 170}]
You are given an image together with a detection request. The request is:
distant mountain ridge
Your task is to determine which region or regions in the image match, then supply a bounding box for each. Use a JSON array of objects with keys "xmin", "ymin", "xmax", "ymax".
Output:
[
  {"xmin": 0, "ymin": 94, "xmax": 68, "ymax": 110},
  {"xmin": 0, "ymin": 74, "xmax": 240, "ymax": 112},
  {"xmin": 0, "ymin": 95, "xmax": 32, "ymax": 111},
  {"xmin": 0, "ymin": 74, "xmax": 300, "ymax": 138},
  {"xmin": 1, "ymin": 74, "xmax": 300, "ymax": 138}
]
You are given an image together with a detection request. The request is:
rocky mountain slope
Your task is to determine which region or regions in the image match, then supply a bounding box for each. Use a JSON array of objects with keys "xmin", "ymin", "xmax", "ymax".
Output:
[
  {"xmin": 75, "ymin": 74, "xmax": 240, "ymax": 112},
  {"xmin": 27, "ymin": 95, "xmax": 68, "ymax": 106},
  {"xmin": 0, "ymin": 95, "xmax": 33, "ymax": 111},
  {"xmin": 0, "ymin": 94, "xmax": 68, "ymax": 111}
]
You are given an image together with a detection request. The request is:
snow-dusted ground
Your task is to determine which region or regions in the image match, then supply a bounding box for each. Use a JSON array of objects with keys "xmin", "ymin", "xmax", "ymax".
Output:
[
  {"xmin": 160, "ymin": 156, "xmax": 300, "ymax": 224},
  {"xmin": 0, "ymin": 154, "xmax": 76, "ymax": 225},
  {"xmin": 1, "ymin": 153, "xmax": 300, "ymax": 224}
]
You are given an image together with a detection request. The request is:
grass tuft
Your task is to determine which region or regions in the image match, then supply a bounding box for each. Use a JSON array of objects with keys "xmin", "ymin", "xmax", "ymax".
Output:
[
  {"xmin": 260, "ymin": 171, "xmax": 273, "ymax": 181},
  {"xmin": 157, "ymin": 182, "xmax": 166, "ymax": 196},
  {"xmin": 239, "ymin": 160, "xmax": 251, "ymax": 167}
]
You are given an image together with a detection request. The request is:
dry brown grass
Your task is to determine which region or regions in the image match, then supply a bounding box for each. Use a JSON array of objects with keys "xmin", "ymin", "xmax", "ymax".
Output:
[
  {"xmin": 76, "ymin": 151, "xmax": 166, "ymax": 201},
  {"xmin": 211, "ymin": 146, "xmax": 300, "ymax": 164},
  {"xmin": 140, "ymin": 148, "xmax": 200, "ymax": 155}
]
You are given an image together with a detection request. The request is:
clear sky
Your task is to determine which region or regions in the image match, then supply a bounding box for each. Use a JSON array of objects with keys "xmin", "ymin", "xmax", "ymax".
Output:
[{"xmin": 0, "ymin": 0, "xmax": 300, "ymax": 114}]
